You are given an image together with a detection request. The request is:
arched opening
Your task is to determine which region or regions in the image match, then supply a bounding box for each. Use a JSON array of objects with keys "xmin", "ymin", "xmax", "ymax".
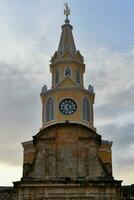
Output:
[
  {"xmin": 65, "ymin": 67, "xmax": 72, "ymax": 77},
  {"xmin": 46, "ymin": 97, "xmax": 54, "ymax": 122},
  {"xmin": 76, "ymin": 70, "xmax": 81, "ymax": 84},
  {"xmin": 82, "ymin": 97, "xmax": 90, "ymax": 121},
  {"xmin": 55, "ymin": 69, "xmax": 60, "ymax": 84}
]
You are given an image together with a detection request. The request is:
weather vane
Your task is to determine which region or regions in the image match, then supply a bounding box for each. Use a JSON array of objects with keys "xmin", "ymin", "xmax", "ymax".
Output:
[{"xmin": 64, "ymin": 2, "xmax": 70, "ymax": 21}]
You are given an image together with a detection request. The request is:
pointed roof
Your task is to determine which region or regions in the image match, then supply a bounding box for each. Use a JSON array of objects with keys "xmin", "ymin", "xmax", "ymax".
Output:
[
  {"xmin": 50, "ymin": 6, "xmax": 84, "ymax": 66},
  {"xmin": 58, "ymin": 18, "xmax": 77, "ymax": 55}
]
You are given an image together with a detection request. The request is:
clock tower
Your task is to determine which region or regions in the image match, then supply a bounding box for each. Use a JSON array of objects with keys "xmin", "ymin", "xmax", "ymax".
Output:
[
  {"xmin": 41, "ymin": 7, "xmax": 95, "ymax": 132},
  {"xmin": 14, "ymin": 5, "xmax": 123, "ymax": 200}
]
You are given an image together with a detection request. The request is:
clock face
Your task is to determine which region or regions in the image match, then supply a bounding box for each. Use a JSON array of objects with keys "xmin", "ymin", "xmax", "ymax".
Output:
[{"xmin": 59, "ymin": 98, "xmax": 77, "ymax": 115}]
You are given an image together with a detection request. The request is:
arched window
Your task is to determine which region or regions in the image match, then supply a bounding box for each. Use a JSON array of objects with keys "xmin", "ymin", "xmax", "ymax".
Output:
[
  {"xmin": 65, "ymin": 67, "xmax": 71, "ymax": 77},
  {"xmin": 82, "ymin": 97, "xmax": 90, "ymax": 121},
  {"xmin": 76, "ymin": 70, "xmax": 81, "ymax": 84},
  {"xmin": 46, "ymin": 97, "xmax": 54, "ymax": 122},
  {"xmin": 55, "ymin": 69, "xmax": 59, "ymax": 84}
]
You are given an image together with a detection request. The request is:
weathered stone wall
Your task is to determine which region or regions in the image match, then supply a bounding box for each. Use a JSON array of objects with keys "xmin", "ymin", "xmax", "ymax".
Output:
[
  {"xmin": 0, "ymin": 187, "xmax": 16, "ymax": 200},
  {"xmin": 23, "ymin": 124, "xmax": 109, "ymax": 180},
  {"xmin": 16, "ymin": 124, "xmax": 123, "ymax": 200}
]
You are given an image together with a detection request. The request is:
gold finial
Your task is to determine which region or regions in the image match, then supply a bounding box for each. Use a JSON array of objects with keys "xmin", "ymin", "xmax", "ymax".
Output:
[{"xmin": 64, "ymin": 2, "xmax": 70, "ymax": 22}]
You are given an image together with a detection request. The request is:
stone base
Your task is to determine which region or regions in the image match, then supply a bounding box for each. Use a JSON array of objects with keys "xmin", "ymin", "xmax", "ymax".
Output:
[{"xmin": 14, "ymin": 179, "xmax": 124, "ymax": 200}]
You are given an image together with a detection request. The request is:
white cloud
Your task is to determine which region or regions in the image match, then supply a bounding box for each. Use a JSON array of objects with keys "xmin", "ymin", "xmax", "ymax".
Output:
[{"xmin": 85, "ymin": 47, "xmax": 134, "ymax": 98}]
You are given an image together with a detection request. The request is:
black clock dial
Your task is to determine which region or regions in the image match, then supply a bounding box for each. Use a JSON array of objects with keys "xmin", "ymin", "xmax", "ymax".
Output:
[{"xmin": 59, "ymin": 98, "xmax": 77, "ymax": 115}]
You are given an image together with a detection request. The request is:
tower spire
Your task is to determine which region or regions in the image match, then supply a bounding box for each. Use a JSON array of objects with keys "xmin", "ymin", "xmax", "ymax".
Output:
[{"xmin": 57, "ymin": 3, "xmax": 76, "ymax": 55}]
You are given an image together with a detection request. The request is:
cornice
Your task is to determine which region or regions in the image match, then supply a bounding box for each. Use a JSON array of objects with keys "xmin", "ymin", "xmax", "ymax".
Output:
[
  {"xmin": 40, "ymin": 86, "xmax": 95, "ymax": 97},
  {"xmin": 50, "ymin": 59, "xmax": 85, "ymax": 68}
]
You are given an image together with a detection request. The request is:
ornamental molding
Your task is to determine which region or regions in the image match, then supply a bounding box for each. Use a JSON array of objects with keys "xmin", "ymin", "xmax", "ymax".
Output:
[{"xmin": 41, "ymin": 86, "xmax": 95, "ymax": 97}]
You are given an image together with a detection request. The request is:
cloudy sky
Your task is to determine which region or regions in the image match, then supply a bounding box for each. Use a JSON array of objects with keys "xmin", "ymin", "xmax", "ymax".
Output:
[{"xmin": 0, "ymin": 0, "xmax": 134, "ymax": 186}]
